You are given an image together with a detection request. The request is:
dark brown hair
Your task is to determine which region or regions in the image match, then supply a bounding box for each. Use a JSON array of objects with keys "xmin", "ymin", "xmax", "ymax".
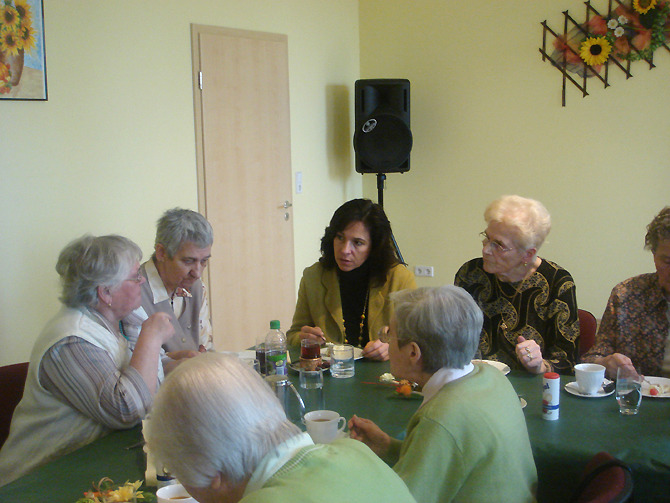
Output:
[{"xmin": 320, "ymin": 199, "xmax": 399, "ymax": 286}]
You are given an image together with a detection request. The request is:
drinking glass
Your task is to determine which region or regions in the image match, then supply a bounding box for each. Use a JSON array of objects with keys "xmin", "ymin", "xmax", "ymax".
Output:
[
  {"xmin": 330, "ymin": 344, "xmax": 355, "ymax": 378},
  {"xmin": 616, "ymin": 366, "xmax": 642, "ymax": 415},
  {"xmin": 240, "ymin": 357, "xmax": 261, "ymax": 374},
  {"xmin": 299, "ymin": 368, "xmax": 325, "ymax": 414}
]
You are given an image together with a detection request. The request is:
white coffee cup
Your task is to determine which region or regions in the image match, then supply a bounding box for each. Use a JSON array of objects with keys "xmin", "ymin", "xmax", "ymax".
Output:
[
  {"xmin": 156, "ymin": 483, "xmax": 196, "ymax": 503},
  {"xmin": 574, "ymin": 363, "xmax": 606, "ymax": 395},
  {"xmin": 303, "ymin": 410, "xmax": 346, "ymax": 443}
]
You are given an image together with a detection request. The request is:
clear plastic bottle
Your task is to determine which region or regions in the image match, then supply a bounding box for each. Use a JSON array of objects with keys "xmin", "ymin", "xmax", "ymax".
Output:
[{"xmin": 265, "ymin": 320, "xmax": 287, "ymax": 376}]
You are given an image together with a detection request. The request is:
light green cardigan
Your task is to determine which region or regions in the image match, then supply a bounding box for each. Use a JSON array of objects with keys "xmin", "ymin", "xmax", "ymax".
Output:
[
  {"xmin": 387, "ymin": 364, "xmax": 538, "ymax": 503},
  {"xmin": 287, "ymin": 262, "xmax": 416, "ymax": 346}
]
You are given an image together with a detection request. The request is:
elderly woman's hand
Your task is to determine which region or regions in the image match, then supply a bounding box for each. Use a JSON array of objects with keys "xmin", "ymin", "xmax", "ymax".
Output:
[
  {"xmin": 348, "ymin": 415, "xmax": 391, "ymax": 458},
  {"xmin": 516, "ymin": 336, "xmax": 545, "ymax": 374},
  {"xmin": 299, "ymin": 325, "xmax": 326, "ymax": 343},
  {"xmin": 362, "ymin": 339, "xmax": 389, "ymax": 361},
  {"xmin": 596, "ymin": 353, "xmax": 634, "ymax": 379},
  {"xmin": 141, "ymin": 312, "xmax": 176, "ymax": 345}
]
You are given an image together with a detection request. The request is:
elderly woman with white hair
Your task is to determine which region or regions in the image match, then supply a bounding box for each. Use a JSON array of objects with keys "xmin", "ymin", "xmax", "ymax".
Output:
[
  {"xmin": 349, "ymin": 285, "xmax": 537, "ymax": 503},
  {"xmin": 144, "ymin": 353, "xmax": 417, "ymax": 503},
  {"xmin": 454, "ymin": 195, "xmax": 579, "ymax": 375},
  {"xmin": 0, "ymin": 235, "xmax": 174, "ymax": 486}
]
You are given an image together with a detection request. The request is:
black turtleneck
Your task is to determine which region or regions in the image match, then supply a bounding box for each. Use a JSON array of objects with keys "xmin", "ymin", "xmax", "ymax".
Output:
[{"xmin": 338, "ymin": 261, "xmax": 370, "ymax": 347}]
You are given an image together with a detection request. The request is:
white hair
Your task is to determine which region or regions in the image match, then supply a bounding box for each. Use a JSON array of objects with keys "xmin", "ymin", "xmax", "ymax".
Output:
[
  {"xmin": 144, "ymin": 353, "xmax": 300, "ymax": 488},
  {"xmin": 391, "ymin": 285, "xmax": 483, "ymax": 372},
  {"xmin": 484, "ymin": 195, "xmax": 551, "ymax": 251}
]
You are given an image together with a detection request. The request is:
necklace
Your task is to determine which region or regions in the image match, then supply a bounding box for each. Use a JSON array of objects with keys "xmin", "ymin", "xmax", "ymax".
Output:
[
  {"xmin": 344, "ymin": 287, "xmax": 370, "ymax": 346},
  {"xmin": 497, "ymin": 275, "xmax": 529, "ymax": 337}
]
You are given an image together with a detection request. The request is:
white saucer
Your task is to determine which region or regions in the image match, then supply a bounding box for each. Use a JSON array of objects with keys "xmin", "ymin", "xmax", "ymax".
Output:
[
  {"xmin": 472, "ymin": 359, "xmax": 511, "ymax": 376},
  {"xmin": 321, "ymin": 346, "xmax": 364, "ymax": 360},
  {"xmin": 519, "ymin": 398, "xmax": 527, "ymax": 409},
  {"xmin": 564, "ymin": 380, "xmax": 614, "ymax": 398}
]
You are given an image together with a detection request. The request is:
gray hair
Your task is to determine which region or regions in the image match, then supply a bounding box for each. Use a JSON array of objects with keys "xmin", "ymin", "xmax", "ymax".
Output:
[
  {"xmin": 56, "ymin": 235, "xmax": 142, "ymax": 308},
  {"xmin": 154, "ymin": 208, "xmax": 213, "ymax": 258},
  {"xmin": 145, "ymin": 353, "xmax": 301, "ymax": 488},
  {"xmin": 645, "ymin": 206, "xmax": 670, "ymax": 254},
  {"xmin": 484, "ymin": 195, "xmax": 551, "ymax": 251},
  {"xmin": 391, "ymin": 285, "xmax": 483, "ymax": 373}
]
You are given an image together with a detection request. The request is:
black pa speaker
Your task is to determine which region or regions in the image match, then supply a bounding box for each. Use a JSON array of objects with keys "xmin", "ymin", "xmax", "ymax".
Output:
[{"xmin": 354, "ymin": 79, "xmax": 412, "ymax": 174}]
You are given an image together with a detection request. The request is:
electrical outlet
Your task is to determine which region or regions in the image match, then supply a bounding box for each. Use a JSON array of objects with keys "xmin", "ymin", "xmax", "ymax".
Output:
[{"xmin": 414, "ymin": 266, "xmax": 434, "ymax": 277}]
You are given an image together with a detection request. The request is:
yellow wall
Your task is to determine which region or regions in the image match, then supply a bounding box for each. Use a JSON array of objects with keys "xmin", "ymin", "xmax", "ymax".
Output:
[
  {"xmin": 2, "ymin": 0, "xmax": 668, "ymax": 366},
  {"xmin": 359, "ymin": 0, "xmax": 670, "ymax": 319},
  {"xmin": 0, "ymin": 0, "xmax": 361, "ymax": 365}
]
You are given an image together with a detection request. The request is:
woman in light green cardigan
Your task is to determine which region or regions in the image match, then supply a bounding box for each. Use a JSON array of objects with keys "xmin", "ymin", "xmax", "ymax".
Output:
[
  {"xmin": 287, "ymin": 199, "xmax": 415, "ymax": 361},
  {"xmin": 349, "ymin": 286, "xmax": 537, "ymax": 503}
]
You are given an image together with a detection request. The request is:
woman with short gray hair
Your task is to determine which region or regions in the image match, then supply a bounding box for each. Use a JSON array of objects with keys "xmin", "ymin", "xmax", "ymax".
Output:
[
  {"xmin": 145, "ymin": 353, "xmax": 417, "ymax": 503},
  {"xmin": 582, "ymin": 206, "xmax": 670, "ymax": 377},
  {"xmin": 455, "ymin": 195, "xmax": 579, "ymax": 375},
  {"xmin": 0, "ymin": 235, "xmax": 175, "ymax": 486},
  {"xmin": 349, "ymin": 285, "xmax": 537, "ymax": 503}
]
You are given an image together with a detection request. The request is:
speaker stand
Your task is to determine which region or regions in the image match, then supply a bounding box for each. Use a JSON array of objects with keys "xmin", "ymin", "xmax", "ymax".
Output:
[{"xmin": 376, "ymin": 173, "xmax": 405, "ymax": 265}]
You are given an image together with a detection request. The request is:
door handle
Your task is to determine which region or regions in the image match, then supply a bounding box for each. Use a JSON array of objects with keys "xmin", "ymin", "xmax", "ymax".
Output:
[{"xmin": 283, "ymin": 201, "xmax": 292, "ymax": 209}]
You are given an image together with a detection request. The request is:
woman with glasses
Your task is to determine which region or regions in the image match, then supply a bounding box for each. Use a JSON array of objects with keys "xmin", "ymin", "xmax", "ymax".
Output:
[
  {"xmin": 454, "ymin": 195, "xmax": 579, "ymax": 374},
  {"xmin": 287, "ymin": 199, "xmax": 416, "ymax": 361},
  {"xmin": 0, "ymin": 235, "xmax": 175, "ymax": 486}
]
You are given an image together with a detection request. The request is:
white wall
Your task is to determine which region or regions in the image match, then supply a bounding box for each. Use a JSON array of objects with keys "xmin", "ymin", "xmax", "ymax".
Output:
[{"xmin": 0, "ymin": 0, "xmax": 361, "ymax": 365}]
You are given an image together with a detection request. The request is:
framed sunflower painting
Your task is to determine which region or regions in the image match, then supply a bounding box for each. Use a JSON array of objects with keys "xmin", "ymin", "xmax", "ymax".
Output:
[{"xmin": 0, "ymin": 0, "xmax": 47, "ymax": 100}]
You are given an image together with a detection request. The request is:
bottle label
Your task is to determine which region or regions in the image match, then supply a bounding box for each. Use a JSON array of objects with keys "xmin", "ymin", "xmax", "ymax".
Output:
[{"xmin": 266, "ymin": 350, "xmax": 287, "ymax": 375}]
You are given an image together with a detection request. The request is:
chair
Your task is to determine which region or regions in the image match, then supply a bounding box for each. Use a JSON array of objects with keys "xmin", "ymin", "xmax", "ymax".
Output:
[
  {"xmin": 570, "ymin": 452, "xmax": 634, "ymax": 503},
  {"xmin": 0, "ymin": 362, "xmax": 29, "ymax": 449},
  {"xmin": 578, "ymin": 309, "xmax": 598, "ymax": 358}
]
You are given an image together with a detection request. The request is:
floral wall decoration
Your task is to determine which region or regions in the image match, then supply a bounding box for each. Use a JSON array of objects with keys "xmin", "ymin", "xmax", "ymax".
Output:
[
  {"xmin": 0, "ymin": 0, "xmax": 46, "ymax": 100},
  {"xmin": 540, "ymin": 0, "xmax": 670, "ymax": 106}
]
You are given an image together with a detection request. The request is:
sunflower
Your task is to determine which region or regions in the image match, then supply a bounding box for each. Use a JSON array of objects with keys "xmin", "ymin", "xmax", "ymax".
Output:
[
  {"xmin": 13, "ymin": 0, "xmax": 32, "ymax": 22},
  {"xmin": 633, "ymin": 0, "xmax": 658, "ymax": 14},
  {"xmin": 18, "ymin": 23, "xmax": 34, "ymax": 52},
  {"xmin": 0, "ymin": 29, "xmax": 21, "ymax": 56},
  {"xmin": 1, "ymin": 5, "xmax": 19, "ymax": 30},
  {"xmin": 579, "ymin": 36, "xmax": 612, "ymax": 65}
]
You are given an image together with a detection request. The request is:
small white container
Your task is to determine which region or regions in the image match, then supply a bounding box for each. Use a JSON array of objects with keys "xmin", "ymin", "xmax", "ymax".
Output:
[{"xmin": 542, "ymin": 372, "xmax": 560, "ymax": 420}]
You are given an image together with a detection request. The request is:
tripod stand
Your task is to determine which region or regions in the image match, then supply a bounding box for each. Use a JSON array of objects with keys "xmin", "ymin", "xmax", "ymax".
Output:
[{"xmin": 376, "ymin": 173, "xmax": 405, "ymax": 265}]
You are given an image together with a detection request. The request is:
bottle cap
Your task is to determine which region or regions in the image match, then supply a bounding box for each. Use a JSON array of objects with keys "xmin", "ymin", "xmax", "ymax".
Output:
[
  {"xmin": 544, "ymin": 372, "xmax": 560, "ymax": 379},
  {"xmin": 270, "ymin": 320, "xmax": 280, "ymax": 329}
]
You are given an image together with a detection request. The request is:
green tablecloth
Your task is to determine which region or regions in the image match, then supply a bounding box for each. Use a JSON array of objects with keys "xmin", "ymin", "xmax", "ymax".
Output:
[{"xmin": 1, "ymin": 359, "xmax": 668, "ymax": 502}]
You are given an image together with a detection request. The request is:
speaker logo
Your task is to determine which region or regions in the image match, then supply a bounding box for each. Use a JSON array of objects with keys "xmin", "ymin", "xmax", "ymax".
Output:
[{"xmin": 361, "ymin": 119, "xmax": 377, "ymax": 133}]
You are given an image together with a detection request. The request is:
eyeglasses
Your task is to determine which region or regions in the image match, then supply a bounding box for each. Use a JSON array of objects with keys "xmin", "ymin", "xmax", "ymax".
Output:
[
  {"xmin": 125, "ymin": 271, "xmax": 143, "ymax": 283},
  {"xmin": 480, "ymin": 231, "xmax": 515, "ymax": 254}
]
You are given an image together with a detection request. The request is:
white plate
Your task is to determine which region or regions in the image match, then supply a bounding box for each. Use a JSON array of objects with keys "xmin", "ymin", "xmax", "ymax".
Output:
[
  {"xmin": 641, "ymin": 376, "xmax": 670, "ymax": 398},
  {"xmin": 472, "ymin": 359, "xmax": 510, "ymax": 376},
  {"xmin": 321, "ymin": 346, "xmax": 364, "ymax": 360},
  {"xmin": 564, "ymin": 380, "xmax": 614, "ymax": 398}
]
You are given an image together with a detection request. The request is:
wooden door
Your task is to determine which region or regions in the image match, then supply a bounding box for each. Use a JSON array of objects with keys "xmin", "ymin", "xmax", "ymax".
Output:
[{"xmin": 191, "ymin": 25, "xmax": 295, "ymax": 351}]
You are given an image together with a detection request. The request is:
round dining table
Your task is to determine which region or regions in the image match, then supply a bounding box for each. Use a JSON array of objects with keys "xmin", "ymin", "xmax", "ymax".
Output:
[{"xmin": 0, "ymin": 356, "xmax": 668, "ymax": 502}]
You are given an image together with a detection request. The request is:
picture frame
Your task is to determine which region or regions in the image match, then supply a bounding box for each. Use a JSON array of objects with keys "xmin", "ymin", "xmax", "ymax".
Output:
[{"xmin": 0, "ymin": 0, "xmax": 47, "ymax": 101}]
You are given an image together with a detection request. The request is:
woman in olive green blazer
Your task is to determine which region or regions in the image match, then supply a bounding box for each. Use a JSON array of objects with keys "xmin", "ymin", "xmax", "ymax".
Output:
[{"xmin": 287, "ymin": 199, "xmax": 416, "ymax": 361}]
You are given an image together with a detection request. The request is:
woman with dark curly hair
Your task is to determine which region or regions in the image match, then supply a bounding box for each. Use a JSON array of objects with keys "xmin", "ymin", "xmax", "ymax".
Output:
[
  {"xmin": 582, "ymin": 206, "xmax": 670, "ymax": 378},
  {"xmin": 287, "ymin": 199, "xmax": 416, "ymax": 361}
]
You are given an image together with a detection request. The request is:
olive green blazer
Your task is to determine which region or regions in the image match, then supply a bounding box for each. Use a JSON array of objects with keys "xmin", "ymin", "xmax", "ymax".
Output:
[{"xmin": 287, "ymin": 262, "xmax": 417, "ymax": 346}]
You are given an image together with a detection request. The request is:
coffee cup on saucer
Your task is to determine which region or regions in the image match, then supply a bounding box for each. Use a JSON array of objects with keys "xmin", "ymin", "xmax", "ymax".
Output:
[{"xmin": 574, "ymin": 363, "xmax": 606, "ymax": 395}]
